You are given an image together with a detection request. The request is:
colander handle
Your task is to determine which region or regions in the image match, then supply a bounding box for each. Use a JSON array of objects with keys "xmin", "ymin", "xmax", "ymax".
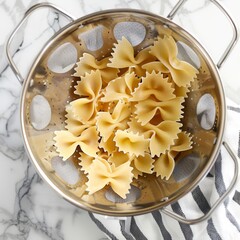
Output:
[
  {"xmin": 6, "ymin": 3, "xmax": 75, "ymax": 84},
  {"xmin": 167, "ymin": 0, "xmax": 238, "ymax": 69},
  {"xmin": 160, "ymin": 141, "xmax": 239, "ymax": 225}
]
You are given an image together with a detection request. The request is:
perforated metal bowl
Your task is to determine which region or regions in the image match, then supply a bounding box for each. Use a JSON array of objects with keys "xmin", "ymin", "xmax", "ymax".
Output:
[{"xmin": 6, "ymin": 1, "xmax": 239, "ymax": 223}]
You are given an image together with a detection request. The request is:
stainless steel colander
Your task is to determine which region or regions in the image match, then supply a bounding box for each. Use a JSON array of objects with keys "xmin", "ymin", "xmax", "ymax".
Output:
[{"xmin": 6, "ymin": 0, "xmax": 239, "ymax": 224}]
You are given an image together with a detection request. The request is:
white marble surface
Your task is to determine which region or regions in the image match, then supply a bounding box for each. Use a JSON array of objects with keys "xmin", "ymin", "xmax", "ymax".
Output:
[{"xmin": 1, "ymin": 0, "xmax": 240, "ymax": 239}]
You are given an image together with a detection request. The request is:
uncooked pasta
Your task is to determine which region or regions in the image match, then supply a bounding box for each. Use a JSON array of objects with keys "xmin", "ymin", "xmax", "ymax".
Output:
[{"xmin": 54, "ymin": 35, "xmax": 197, "ymax": 199}]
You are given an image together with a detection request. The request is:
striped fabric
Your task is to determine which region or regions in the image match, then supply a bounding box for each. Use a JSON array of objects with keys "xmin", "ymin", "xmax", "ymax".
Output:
[{"xmin": 90, "ymin": 98, "xmax": 240, "ymax": 240}]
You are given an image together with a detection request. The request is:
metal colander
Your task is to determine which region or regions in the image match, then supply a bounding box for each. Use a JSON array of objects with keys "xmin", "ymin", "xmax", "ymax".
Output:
[{"xmin": 6, "ymin": 1, "xmax": 239, "ymax": 223}]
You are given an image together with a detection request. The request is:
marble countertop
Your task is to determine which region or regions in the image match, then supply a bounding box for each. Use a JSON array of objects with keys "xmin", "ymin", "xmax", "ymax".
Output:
[{"xmin": 1, "ymin": 0, "xmax": 240, "ymax": 239}]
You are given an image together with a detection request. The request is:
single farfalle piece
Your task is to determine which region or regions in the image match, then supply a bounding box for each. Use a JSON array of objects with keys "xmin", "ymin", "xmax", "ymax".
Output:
[
  {"xmin": 97, "ymin": 100, "xmax": 131, "ymax": 142},
  {"xmin": 73, "ymin": 53, "xmax": 118, "ymax": 84},
  {"xmin": 54, "ymin": 126, "xmax": 99, "ymax": 160},
  {"xmin": 114, "ymin": 129, "xmax": 149, "ymax": 157},
  {"xmin": 150, "ymin": 35, "xmax": 199, "ymax": 87},
  {"xmin": 65, "ymin": 105, "xmax": 96, "ymax": 136},
  {"xmin": 101, "ymin": 71, "xmax": 140, "ymax": 102},
  {"xmin": 147, "ymin": 121, "xmax": 182, "ymax": 157},
  {"xmin": 86, "ymin": 159, "xmax": 133, "ymax": 198},
  {"xmin": 154, "ymin": 131, "xmax": 193, "ymax": 179},
  {"xmin": 108, "ymin": 37, "xmax": 155, "ymax": 76},
  {"xmin": 131, "ymin": 71, "xmax": 175, "ymax": 102},
  {"xmin": 132, "ymin": 153, "xmax": 154, "ymax": 175},
  {"xmin": 144, "ymin": 121, "xmax": 182, "ymax": 157},
  {"xmin": 135, "ymin": 97, "xmax": 185, "ymax": 125},
  {"xmin": 128, "ymin": 117, "xmax": 182, "ymax": 156},
  {"xmin": 108, "ymin": 37, "xmax": 135, "ymax": 68},
  {"xmin": 70, "ymin": 70, "xmax": 102, "ymax": 123}
]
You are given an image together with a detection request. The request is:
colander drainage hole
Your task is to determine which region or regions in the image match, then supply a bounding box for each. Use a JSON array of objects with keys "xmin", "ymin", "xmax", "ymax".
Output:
[
  {"xmin": 113, "ymin": 22, "xmax": 146, "ymax": 46},
  {"xmin": 30, "ymin": 95, "xmax": 51, "ymax": 130},
  {"xmin": 79, "ymin": 25, "xmax": 104, "ymax": 51},
  {"xmin": 51, "ymin": 156, "xmax": 80, "ymax": 185},
  {"xmin": 196, "ymin": 93, "xmax": 216, "ymax": 130},
  {"xmin": 105, "ymin": 185, "xmax": 141, "ymax": 203},
  {"xmin": 173, "ymin": 153, "xmax": 200, "ymax": 182},
  {"xmin": 177, "ymin": 41, "xmax": 201, "ymax": 69},
  {"xmin": 47, "ymin": 42, "xmax": 78, "ymax": 73}
]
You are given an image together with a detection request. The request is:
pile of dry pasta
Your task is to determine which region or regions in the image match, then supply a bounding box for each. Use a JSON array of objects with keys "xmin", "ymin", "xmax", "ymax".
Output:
[{"xmin": 54, "ymin": 35, "xmax": 199, "ymax": 199}]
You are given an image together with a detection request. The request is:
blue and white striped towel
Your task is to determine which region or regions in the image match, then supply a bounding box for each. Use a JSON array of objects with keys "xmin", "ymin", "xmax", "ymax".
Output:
[{"xmin": 89, "ymin": 98, "xmax": 240, "ymax": 240}]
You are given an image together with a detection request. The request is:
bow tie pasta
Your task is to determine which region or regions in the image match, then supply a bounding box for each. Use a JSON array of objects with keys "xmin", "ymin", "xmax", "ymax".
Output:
[
  {"xmin": 149, "ymin": 35, "xmax": 198, "ymax": 87},
  {"xmin": 54, "ymin": 35, "xmax": 198, "ymax": 199}
]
